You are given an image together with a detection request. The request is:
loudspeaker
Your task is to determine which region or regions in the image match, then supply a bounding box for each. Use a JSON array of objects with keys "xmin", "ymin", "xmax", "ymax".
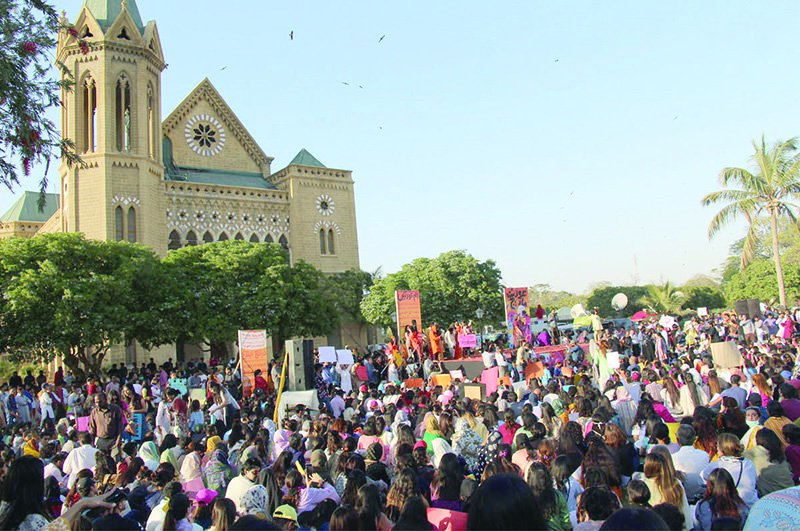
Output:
[
  {"xmin": 285, "ymin": 339, "xmax": 315, "ymax": 391},
  {"xmin": 734, "ymin": 300, "xmax": 749, "ymax": 316},
  {"xmin": 747, "ymin": 299, "xmax": 761, "ymax": 318}
]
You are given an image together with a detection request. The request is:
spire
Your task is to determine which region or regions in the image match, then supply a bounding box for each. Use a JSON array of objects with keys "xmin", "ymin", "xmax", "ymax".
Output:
[
  {"xmin": 290, "ymin": 148, "xmax": 326, "ymax": 168},
  {"xmin": 83, "ymin": 0, "xmax": 144, "ymax": 33}
]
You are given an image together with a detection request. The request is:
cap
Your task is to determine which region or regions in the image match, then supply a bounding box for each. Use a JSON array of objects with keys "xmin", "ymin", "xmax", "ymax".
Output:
[
  {"xmin": 273, "ymin": 504, "xmax": 298, "ymax": 522},
  {"xmin": 195, "ymin": 488, "xmax": 218, "ymax": 506},
  {"xmin": 413, "ymin": 440, "xmax": 428, "ymax": 451}
]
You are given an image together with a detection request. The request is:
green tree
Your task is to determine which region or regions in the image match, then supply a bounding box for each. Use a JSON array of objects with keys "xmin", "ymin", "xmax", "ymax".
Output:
[
  {"xmin": 723, "ymin": 259, "xmax": 800, "ymax": 306},
  {"xmin": 360, "ymin": 250, "xmax": 503, "ymax": 328},
  {"xmin": 0, "ymin": 233, "xmax": 171, "ymax": 378},
  {"xmin": 682, "ymin": 286, "xmax": 726, "ymax": 311},
  {"xmin": 163, "ymin": 241, "xmax": 336, "ymax": 356},
  {"xmin": 585, "ymin": 285, "xmax": 649, "ymax": 318},
  {"xmin": 1, "ymin": 0, "xmax": 87, "ymax": 203},
  {"xmin": 639, "ymin": 282, "xmax": 686, "ymax": 314},
  {"xmin": 702, "ymin": 136, "xmax": 800, "ymax": 307},
  {"xmin": 323, "ymin": 268, "xmax": 375, "ymax": 349}
]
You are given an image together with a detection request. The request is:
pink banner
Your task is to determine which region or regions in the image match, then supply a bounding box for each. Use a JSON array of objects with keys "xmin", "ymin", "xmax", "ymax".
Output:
[
  {"xmin": 481, "ymin": 367, "xmax": 499, "ymax": 396},
  {"xmin": 76, "ymin": 416, "xmax": 90, "ymax": 432},
  {"xmin": 459, "ymin": 334, "xmax": 477, "ymax": 348}
]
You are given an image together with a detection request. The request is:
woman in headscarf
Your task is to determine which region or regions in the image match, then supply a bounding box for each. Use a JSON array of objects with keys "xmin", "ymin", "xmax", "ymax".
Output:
[
  {"xmin": 240, "ymin": 484, "xmax": 269, "ymax": 518},
  {"xmin": 451, "ymin": 417, "xmax": 483, "ymax": 473},
  {"xmin": 475, "ymin": 408, "xmax": 503, "ymax": 478},
  {"xmin": 612, "ymin": 385, "xmax": 637, "ymax": 435},
  {"xmin": 180, "ymin": 440, "xmax": 205, "ymax": 496},
  {"xmin": 203, "ymin": 440, "xmax": 233, "ymax": 496},
  {"xmin": 138, "ymin": 440, "xmax": 160, "ymax": 473},
  {"xmin": 431, "ymin": 438, "xmax": 453, "ymax": 469}
]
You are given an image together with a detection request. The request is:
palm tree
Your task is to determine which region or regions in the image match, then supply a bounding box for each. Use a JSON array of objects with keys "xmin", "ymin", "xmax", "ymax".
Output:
[
  {"xmin": 639, "ymin": 282, "xmax": 685, "ymax": 314},
  {"xmin": 702, "ymin": 136, "xmax": 800, "ymax": 307}
]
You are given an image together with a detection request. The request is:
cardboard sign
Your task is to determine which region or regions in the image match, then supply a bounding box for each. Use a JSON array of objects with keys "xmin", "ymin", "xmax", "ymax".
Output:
[
  {"xmin": 404, "ymin": 378, "xmax": 424, "ymax": 388},
  {"xmin": 697, "ymin": 307, "xmax": 708, "ymax": 317},
  {"xmin": 462, "ymin": 383, "xmax": 485, "ymax": 401},
  {"xmin": 711, "ymin": 341, "xmax": 743, "ymax": 369},
  {"xmin": 481, "ymin": 367, "xmax": 499, "ymax": 396},
  {"xmin": 169, "ymin": 378, "xmax": 188, "ymax": 397},
  {"xmin": 512, "ymin": 380, "xmax": 528, "ymax": 397},
  {"xmin": 238, "ymin": 329, "xmax": 270, "ymax": 397},
  {"xmin": 356, "ymin": 366, "xmax": 369, "ymax": 381},
  {"xmin": 319, "ymin": 346, "xmax": 337, "ymax": 363},
  {"xmin": 498, "ymin": 376, "xmax": 511, "ymax": 387},
  {"xmin": 431, "ymin": 373, "xmax": 452, "ymax": 388},
  {"xmin": 428, "ymin": 507, "xmax": 468, "ymax": 531},
  {"xmin": 459, "ymin": 334, "xmax": 477, "ymax": 348},
  {"xmin": 337, "ymin": 349, "xmax": 354, "ymax": 366},
  {"xmin": 607, "ymin": 351, "xmax": 620, "ymax": 370},
  {"xmin": 525, "ymin": 361, "xmax": 545, "ymax": 380},
  {"xmin": 189, "ymin": 388, "xmax": 207, "ymax": 406},
  {"xmin": 561, "ymin": 366, "xmax": 574, "ymax": 378},
  {"xmin": 449, "ymin": 370, "xmax": 464, "ymax": 381},
  {"xmin": 133, "ymin": 412, "xmax": 146, "ymax": 441},
  {"xmin": 76, "ymin": 415, "xmax": 90, "ymax": 432}
]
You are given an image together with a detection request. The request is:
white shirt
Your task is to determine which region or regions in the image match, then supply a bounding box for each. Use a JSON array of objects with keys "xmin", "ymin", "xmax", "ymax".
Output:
[
  {"xmin": 44, "ymin": 462, "xmax": 67, "ymax": 489},
  {"xmin": 672, "ymin": 445, "xmax": 710, "ymax": 475},
  {"xmin": 225, "ymin": 475, "xmax": 256, "ymax": 514},
  {"xmin": 330, "ymin": 395, "xmax": 345, "ymax": 418},
  {"xmin": 701, "ymin": 456, "xmax": 759, "ymax": 507},
  {"xmin": 63, "ymin": 443, "xmax": 97, "ymax": 488}
]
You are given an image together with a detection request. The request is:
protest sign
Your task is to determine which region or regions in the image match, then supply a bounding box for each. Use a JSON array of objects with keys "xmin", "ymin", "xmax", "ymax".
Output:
[
  {"xmin": 449, "ymin": 370, "xmax": 464, "ymax": 381},
  {"xmin": 711, "ymin": 341, "xmax": 743, "ymax": 369},
  {"xmin": 481, "ymin": 367, "xmax": 499, "ymax": 396},
  {"xmin": 504, "ymin": 287, "xmax": 531, "ymax": 347},
  {"xmin": 336, "ymin": 349, "xmax": 354, "ymax": 366},
  {"xmin": 404, "ymin": 378, "xmax": 424, "ymax": 388},
  {"xmin": 432, "ymin": 373, "xmax": 452, "ymax": 388},
  {"xmin": 356, "ymin": 366, "xmax": 369, "ymax": 381},
  {"xmin": 697, "ymin": 307, "xmax": 708, "ymax": 317},
  {"xmin": 133, "ymin": 412, "xmax": 146, "ymax": 441},
  {"xmin": 461, "ymin": 383, "xmax": 485, "ymax": 401},
  {"xmin": 525, "ymin": 361, "xmax": 545, "ymax": 380},
  {"xmin": 189, "ymin": 388, "xmax": 207, "ymax": 406},
  {"xmin": 427, "ymin": 508, "xmax": 468, "ymax": 531},
  {"xmin": 561, "ymin": 366, "xmax": 574, "ymax": 378},
  {"xmin": 459, "ymin": 334, "xmax": 477, "ymax": 348},
  {"xmin": 318, "ymin": 346, "xmax": 337, "ymax": 363},
  {"xmin": 395, "ymin": 290, "xmax": 422, "ymax": 334},
  {"xmin": 238, "ymin": 329, "xmax": 270, "ymax": 397},
  {"xmin": 169, "ymin": 378, "xmax": 187, "ymax": 396},
  {"xmin": 76, "ymin": 416, "xmax": 90, "ymax": 432},
  {"xmin": 607, "ymin": 351, "xmax": 620, "ymax": 370}
]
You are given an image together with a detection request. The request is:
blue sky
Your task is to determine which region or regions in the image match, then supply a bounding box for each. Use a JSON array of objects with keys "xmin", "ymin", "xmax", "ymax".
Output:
[{"xmin": 5, "ymin": 1, "xmax": 800, "ymax": 293}]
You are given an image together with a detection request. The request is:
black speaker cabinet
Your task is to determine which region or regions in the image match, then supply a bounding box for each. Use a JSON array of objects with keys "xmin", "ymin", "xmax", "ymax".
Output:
[
  {"xmin": 747, "ymin": 299, "xmax": 761, "ymax": 318},
  {"xmin": 285, "ymin": 339, "xmax": 315, "ymax": 391}
]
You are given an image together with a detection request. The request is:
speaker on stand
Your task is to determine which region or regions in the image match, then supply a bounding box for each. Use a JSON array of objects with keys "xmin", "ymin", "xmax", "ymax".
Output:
[{"xmin": 285, "ymin": 339, "xmax": 315, "ymax": 391}]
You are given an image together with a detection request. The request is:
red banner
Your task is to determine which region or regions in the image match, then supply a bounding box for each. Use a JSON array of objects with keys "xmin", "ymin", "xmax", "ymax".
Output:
[
  {"xmin": 395, "ymin": 290, "xmax": 422, "ymax": 334},
  {"xmin": 238, "ymin": 330, "xmax": 270, "ymax": 397}
]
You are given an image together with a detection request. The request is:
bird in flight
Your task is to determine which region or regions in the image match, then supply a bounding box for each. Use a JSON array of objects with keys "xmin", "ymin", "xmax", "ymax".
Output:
[
  {"xmin": 290, "ymin": 31, "xmax": 294, "ymax": 40},
  {"xmin": 341, "ymin": 82, "xmax": 350, "ymax": 85},
  {"xmin": 673, "ymin": 115, "xmax": 678, "ymax": 120},
  {"xmin": 379, "ymin": 34, "xmax": 386, "ymax": 43},
  {"xmin": 358, "ymin": 85, "xmax": 363, "ymax": 89},
  {"xmin": 220, "ymin": 66, "xmax": 227, "ymax": 71},
  {"xmin": 554, "ymin": 59, "xmax": 559, "ymax": 63}
]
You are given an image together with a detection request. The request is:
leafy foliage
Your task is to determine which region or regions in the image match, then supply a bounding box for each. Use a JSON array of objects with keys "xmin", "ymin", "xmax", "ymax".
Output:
[
  {"xmin": 0, "ymin": 233, "xmax": 170, "ymax": 377},
  {"xmin": 702, "ymin": 136, "xmax": 800, "ymax": 306},
  {"xmin": 638, "ymin": 282, "xmax": 686, "ymax": 314},
  {"xmin": 585, "ymin": 285, "xmax": 649, "ymax": 318},
  {"xmin": 723, "ymin": 259, "xmax": 800, "ymax": 307},
  {"xmin": 682, "ymin": 286, "xmax": 726, "ymax": 311},
  {"xmin": 360, "ymin": 250, "xmax": 503, "ymax": 327},
  {"xmin": 0, "ymin": 0, "xmax": 86, "ymax": 204}
]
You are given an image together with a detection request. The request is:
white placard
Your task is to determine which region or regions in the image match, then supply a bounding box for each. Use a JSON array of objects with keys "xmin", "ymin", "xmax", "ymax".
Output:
[
  {"xmin": 697, "ymin": 307, "xmax": 708, "ymax": 317},
  {"xmin": 337, "ymin": 349, "xmax": 354, "ymax": 366},
  {"xmin": 607, "ymin": 351, "xmax": 620, "ymax": 369},
  {"xmin": 449, "ymin": 370, "xmax": 464, "ymax": 381},
  {"xmin": 319, "ymin": 346, "xmax": 337, "ymax": 363}
]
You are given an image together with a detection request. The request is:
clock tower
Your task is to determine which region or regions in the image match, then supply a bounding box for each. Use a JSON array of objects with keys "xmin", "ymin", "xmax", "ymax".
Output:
[{"xmin": 56, "ymin": 0, "xmax": 168, "ymax": 255}]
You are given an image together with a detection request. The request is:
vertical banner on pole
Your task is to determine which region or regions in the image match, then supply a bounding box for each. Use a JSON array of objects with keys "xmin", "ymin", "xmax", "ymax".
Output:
[
  {"xmin": 238, "ymin": 329, "xmax": 269, "ymax": 397},
  {"xmin": 503, "ymin": 288, "xmax": 531, "ymax": 347},
  {"xmin": 395, "ymin": 290, "xmax": 422, "ymax": 335}
]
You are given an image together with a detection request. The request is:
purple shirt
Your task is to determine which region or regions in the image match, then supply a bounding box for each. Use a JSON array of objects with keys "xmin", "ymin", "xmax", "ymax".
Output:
[
  {"xmin": 781, "ymin": 399, "xmax": 800, "ymax": 422},
  {"xmin": 786, "ymin": 444, "xmax": 800, "ymax": 483}
]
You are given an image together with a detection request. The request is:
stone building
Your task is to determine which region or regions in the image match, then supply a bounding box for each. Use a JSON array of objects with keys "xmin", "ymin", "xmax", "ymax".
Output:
[{"xmin": 1, "ymin": 0, "xmax": 366, "ymax": 365}]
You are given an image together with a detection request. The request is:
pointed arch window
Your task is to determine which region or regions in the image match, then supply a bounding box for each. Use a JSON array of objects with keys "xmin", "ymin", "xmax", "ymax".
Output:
[
  {"xmin": 264, "ymin": 234, "xmax": 274, "ymax": 243},
  {"xmin": 82, "ymin": 77, "xmax": 97, "ymax": 152},
  {"xmin": 168, "ymin": 230, "xmax": 181, "ymax": 250},
  {"xmin": 186, "ymin": 231, "xmax": 198, "ymax": 246},
  {"xmin": 117, "ymin": 27, "xmax": 130, "ymax": 40},
  {"xmin": 147, "ymin": 84, "xmax": 155, "ymax": 158},
  {"xmin": 279, "ymin": 234, "xmax": 289, "ymax": 251},
  {"xmin": 218, "ymin": 233, "xmax": 229, "ymax": 241},
  {"xmin": 249, "ymin": 234, "xmax": 259, "ymax": 243},
  {"xmin": 319, "ymin": 229, "xmax": 326, "ymax": 255},
  {"xmin": 114, "ymin": 206, "xmax": 124, "ymax": 241},
  {"xmin": 127, "ymin": 207, "xmax": 136, "ymax": 242},
  {"xmin": 327, "ymin": 229, "xmax": 335, "ymax": 255},
  {"xmin": 234, "ymin": 233, "xmax": 244, "ymax": 240},
  {"xmin": 203, "ymin": 231, "xmax": 214, "ymax": 244},
  {"xmin": 116, "ymin": 77, "xmax": 132, "ymax": 152}
]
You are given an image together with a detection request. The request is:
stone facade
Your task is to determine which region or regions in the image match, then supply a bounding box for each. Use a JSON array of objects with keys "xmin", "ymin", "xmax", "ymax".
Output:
[{"xmin": 3, "ymin": 1, "xmax": 364, "ymax": 365}]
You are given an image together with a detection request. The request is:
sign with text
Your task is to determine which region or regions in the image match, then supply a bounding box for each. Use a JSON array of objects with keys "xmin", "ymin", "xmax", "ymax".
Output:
[
  {"xmin": 395, "ymin": 290, "xmax": 423, "ymax": 336},
  {"xmin": 504, "ymin": 287, "xmax": 531, "ymax": 347},
  {"xmin": 238, "ymin": 329, "xmax": 270, "ymax": 397},
  {"xmin": 459, "ymin": 334, "xmax": 477, "ymax": 348},
  {"xmin": 318, "ymin": 346, "xmax": 337, "ymax": 363}
]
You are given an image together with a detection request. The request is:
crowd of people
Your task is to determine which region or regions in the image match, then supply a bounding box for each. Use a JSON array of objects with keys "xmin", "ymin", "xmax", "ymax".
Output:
[{"xmin": 0, "ymin": 306, "xmax": 799, "ymax": 531}]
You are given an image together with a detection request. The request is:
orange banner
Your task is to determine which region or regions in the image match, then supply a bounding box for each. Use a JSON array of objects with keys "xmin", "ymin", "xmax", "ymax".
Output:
[
  {"xmin": 395, "ymin": 290, "xmax": 422, "ymax": 333},
  {"xmin": 238, "ymin": 330, "xmax": 270, "ymax": 397}
]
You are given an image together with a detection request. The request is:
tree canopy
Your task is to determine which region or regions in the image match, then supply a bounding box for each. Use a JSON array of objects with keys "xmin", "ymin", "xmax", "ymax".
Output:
[
  {"xmin": 585, "ymin": 285, "xmax": 650, "ymax": 318},
  {"xmin": 724, "ymin": 259, "xmax": 800, "ymax": 307},
  {"xmin": 360, "ymin": 250, "xmax": 503, "ymax": 328}
]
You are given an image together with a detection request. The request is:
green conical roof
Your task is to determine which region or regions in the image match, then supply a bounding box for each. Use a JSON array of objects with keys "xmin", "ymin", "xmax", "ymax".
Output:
[
  {"xmin": 0, "ymin": 192, "xmax": 59, "ymax": 223},
  {"xmin": 290, "ymin": 148, "xmax": 326, "ymax": 168},
  {"xmin": 84, "ymin": 0, "xmax": 145, "ymax": 33}
]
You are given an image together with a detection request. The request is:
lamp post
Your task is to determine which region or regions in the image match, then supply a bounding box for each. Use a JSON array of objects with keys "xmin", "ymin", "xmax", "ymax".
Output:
[
  {"xmin": 389, "ymin": 311, "xmax": 398, "ymax": 342},
  {"xmin": 476, "ymin": 308, "xmax": 484, "ymax": 347}
]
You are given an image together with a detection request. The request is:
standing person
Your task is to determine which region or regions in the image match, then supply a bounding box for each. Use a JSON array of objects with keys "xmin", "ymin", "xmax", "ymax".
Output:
[
  {"xmin": 313, "ymin": 364, "xmax": 332, "ymax": 414},
  {"xmin": 39, "ymin": 383, "xmax": 56, "ymax": 427},
  {"xmin": 155, "ymin": 388, "xmax": 176, "ymax": 445},
  {"xmin": 88, "ymin": 392, "xmax": 124, "ymax": 455}
]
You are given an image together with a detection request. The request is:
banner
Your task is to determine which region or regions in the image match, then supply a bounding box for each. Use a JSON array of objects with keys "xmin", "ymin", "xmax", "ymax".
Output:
[
  {"xmin": 395, "ymin": 290, "xmax": 422, "ymax": 335},
  {"xmin": 503, "ymin": 287, "xmax": 531, "ymax": 347},
  {"xmin": 238, "ymin": 329, "xmax": 270, "ymax": 397},
  {"xmin": 459, "ymin": 334, "xmax": 477, "ymax": 348}
]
